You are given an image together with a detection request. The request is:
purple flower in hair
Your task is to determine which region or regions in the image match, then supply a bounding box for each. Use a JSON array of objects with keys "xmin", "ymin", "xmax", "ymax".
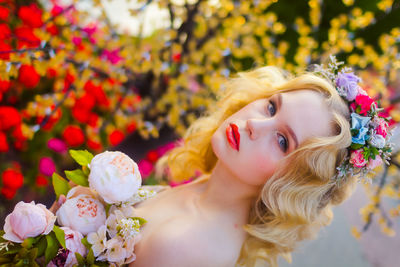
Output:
[{"xmin": 336, "ymin": 71, "xmax": 360, "ymax": 101}]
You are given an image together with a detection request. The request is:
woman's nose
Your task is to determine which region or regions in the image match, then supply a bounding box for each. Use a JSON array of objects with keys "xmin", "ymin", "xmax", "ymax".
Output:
[{"xmin": 246, "ymin": 118, "xmax": 273, "ymax": 140}]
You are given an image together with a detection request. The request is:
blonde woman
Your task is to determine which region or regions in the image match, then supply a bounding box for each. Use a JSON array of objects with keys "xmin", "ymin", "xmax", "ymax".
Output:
[{"xmin": 129, "ymin": 61, "xmax": 393, "ymax": 267}]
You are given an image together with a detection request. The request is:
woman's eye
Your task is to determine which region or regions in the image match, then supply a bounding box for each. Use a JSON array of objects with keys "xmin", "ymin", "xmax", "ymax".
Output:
[
  {"xmin": 267, "ymin": 100, "xmax": 276, "ymax": 116},
  {"xmin": 278, "ymin": 134, "xmax": 288, "ymax": 153}
]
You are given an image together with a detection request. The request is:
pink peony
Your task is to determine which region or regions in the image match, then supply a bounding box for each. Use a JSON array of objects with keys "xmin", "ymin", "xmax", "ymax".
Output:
[
  {"xmin": 349, "ymin": 149, "xmax": 368, "ymax": 168},
  {"xmin": 367, "ymin": 155, "xmax": 383, "ymax": 170},
  {"xmin": 3, "ymin": 201, "xmax": 56, "ymax": 242},
  {"xmin": 355, "ymin": 94, "xmax": 375, "ymax": 115},
  {"xmin": 61, "ymin": 227, "xmax": 87, "ymax": 267},
  {"xmin": 39, "ymin": 157, "xmax": 56, "ymax": 176},
  {"xmin": 138, "ymin": 159, "xmax": 154, "ymax": 178},
  {"xmin": 47, "ymin": 138, "xmax": 68, "ymax": 153}
]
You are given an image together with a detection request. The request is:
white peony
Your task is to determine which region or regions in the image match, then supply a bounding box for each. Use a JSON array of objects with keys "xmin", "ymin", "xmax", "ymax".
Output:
[
  {"xmin": 56, "ymin": 188, "xmax": 106, "ymax": 235},
  {"xmin": 88, "ymin": 151, "xmax": 142, "ymax": 204}
]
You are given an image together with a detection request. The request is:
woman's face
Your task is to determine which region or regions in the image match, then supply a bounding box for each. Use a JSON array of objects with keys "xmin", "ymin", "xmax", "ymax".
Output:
[{"xmin": 211, "ymin": 89, "xmax": 333, "ymax": 187}]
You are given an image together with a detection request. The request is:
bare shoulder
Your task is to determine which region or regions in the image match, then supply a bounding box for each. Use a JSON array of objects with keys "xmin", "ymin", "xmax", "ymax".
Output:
[{"xmin": 132, "ymin": 217, "xmax": 243, "ymax": 267}]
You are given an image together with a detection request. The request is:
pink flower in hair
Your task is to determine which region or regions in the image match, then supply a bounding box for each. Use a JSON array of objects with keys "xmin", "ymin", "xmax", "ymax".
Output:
[
  {"xmin": 349, "ymin": 149, "xmax": 367, "ymax": 168},
  {"xmin": 355, "ymin": 94, "xmax": 375, "ymax": 115},
  {"xmin": 375, "ymin": 119, "xmax": 388, "ymax": 138},
  {"xmin": 367, "ymin": 155, "xmax": 383, "ymax": 170}
]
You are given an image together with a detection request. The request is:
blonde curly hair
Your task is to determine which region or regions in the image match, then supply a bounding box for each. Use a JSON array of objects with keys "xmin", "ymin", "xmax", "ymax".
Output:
[{"xmin": 158, "ymin": 66, "xmax": 356, "ymax": 267}]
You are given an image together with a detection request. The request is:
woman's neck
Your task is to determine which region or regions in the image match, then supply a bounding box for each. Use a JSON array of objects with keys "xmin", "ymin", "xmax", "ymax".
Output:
[{"xmin": 193, "ymin": 160, "xmax": 260, "ymax": 221}]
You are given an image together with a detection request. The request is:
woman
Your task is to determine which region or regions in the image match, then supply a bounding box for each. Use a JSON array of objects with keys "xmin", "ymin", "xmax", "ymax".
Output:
[{"xmin": 129, "ymin": 64, "xmax": 380, "ymax": 267}]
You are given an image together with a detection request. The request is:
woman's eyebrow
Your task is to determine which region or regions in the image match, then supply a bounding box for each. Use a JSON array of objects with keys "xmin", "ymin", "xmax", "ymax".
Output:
[{"xmin": 277, "ymin": 93, "xmax": 299, "ymax": 149}]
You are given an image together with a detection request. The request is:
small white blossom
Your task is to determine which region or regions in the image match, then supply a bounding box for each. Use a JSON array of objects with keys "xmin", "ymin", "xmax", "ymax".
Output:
[
  {"xmin": 117, "ymin": 218, "xmax": 140, "ymax": 239},
  {"xmin": 87, "ymin": 225, "xmax": 107, "ymax": 257},
  {"xmin": 369, "ymin": 132, "xmax": 386, "ymax": 148}
]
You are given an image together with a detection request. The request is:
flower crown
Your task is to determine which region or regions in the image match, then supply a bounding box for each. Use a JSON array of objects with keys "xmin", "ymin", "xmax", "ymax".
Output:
[{"xmin": 312, "ymin": 56, "xmax": 394, "ymax": 184}]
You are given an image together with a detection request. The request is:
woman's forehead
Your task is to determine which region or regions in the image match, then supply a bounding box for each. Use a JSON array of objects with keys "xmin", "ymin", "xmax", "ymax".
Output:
[{"xmin": 280, "ymin": 90, "xmax": 333, "ymax": 144}]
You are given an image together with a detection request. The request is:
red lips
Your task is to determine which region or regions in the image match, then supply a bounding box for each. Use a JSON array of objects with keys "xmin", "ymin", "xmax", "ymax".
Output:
[{"xmin": 226, "ymin": 123, "xmax": 240, "ymax": 151}]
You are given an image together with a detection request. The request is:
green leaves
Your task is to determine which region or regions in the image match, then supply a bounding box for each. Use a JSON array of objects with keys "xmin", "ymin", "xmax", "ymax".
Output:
[
  {"xmin": 45, "ymin": 233, "xmax": 58, "ymax": 265},
  {"xmin": 69, "ymin": 149, "xmax": 94, "ymax": 167},
  {"xmin": 350, "ymin": 143, "xmax": 363, "ymax": 150},
  {"xmin": 131, "ymin": 217, "xmax": 147, "ymax": 226},
  {"xmin": 52, "ymin": 149, "xmax": 93, "ymax": 197},
  {"xmin": 52, "ymin": 173, "xmax": 70, "ymax": 199},
  {"xmin": 52, "ymin": 226, "xmax": 66, "ymax": 249},
  {"xmin": 65, "ymin": 169, "xmax": 89, "ymax": 187}
]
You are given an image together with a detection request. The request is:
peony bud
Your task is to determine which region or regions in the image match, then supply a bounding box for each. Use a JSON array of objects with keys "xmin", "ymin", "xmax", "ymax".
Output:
[{"xmin": 3, "ymin": 201, "xmax": 56, "ymax": 242}]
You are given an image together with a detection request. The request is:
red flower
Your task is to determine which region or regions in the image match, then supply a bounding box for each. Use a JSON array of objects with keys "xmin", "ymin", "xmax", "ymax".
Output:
[
  {"xmin": 0, "ymin": 41, "xmax": 11, "ymax": 60},
  {"xmin": 46, "ymin": 67, "xmax": 57, "ymax": 78},
  {"xmin": 35, "ymin": 174, "xmax": 48, "ymax": 187},
  {"xmin": 72, "ymin": 106, "xmax": 90, "ymax": 123},
  {"xmin": 88, "ymin": 113, "xmax": 99, "ymax": 127},
  {"xmin": 87, "ymin": 138, "xmax": 102, "ymax": 151},
  {"xmin": 127, "ymin": 121, "xmax": 137, "ymax": 133},
  {"xmin": 84, "ymin": 81, "xmax": 109, "ymax": 108},
  {"xmin": 0, "ymin": 6, "xmax": 9, "ymax": 21},
  {"xmin": 63, "ymin": 71, "xmax": 75, "ymax": 91},
  {"xmin": 0, "ymin": 24, "xmax": 11, "ymax": 39},
  {"xmin": 18, "ymin": 3, "xmax": 43, "ymax": 28},
  {"xmin": 62, "ymin": 125, "xmax": 85, "ymax": 147},
  {"xmin": 355, "ymin": 94, "xmax": 375, "ymax": 115},
  {"xmin": 46, "ymin": 24, "xmax": 59, "ymax": 36},
  {"xmin": 15, "ymin": 25, "xmax": 41, "ymax": 48},
  {"xmin": 0, "ymin": 79, "xmax": 11, "ymax": 93},
  {"xmin": 147, "ymin": 150, "xmax": 159, "ymax": 163},
  {"xmin": 37, "ymin": 108, "xmax": 62, "ymax": 131},
  {"xmin": 76, "ymin": 93, "xmax": 96, "ymax": 110},
  {"xmin": 0, "ymin": 106, "xmax": 21, "ymax": 131},
  {"xmin": 1, "ymin": 187, "xmax": 16, "ymax": 199},
  {"xmin": 109, "ymin": 129, "xmax": 124, "ymax": 146},
  {"xmin": 18, "ymin": 64, "xmax": 40, "ymax": 88},
  {"xmin": 2, "ymin": 169, "xmax": 24, "ymax": 189},
  {"xmin": 0, "ymin": 131, "xmax": 8, "ymax": 152},
  {"xmin": 172, "ymin": 53, "xmax": 181, "ymax": 62}
]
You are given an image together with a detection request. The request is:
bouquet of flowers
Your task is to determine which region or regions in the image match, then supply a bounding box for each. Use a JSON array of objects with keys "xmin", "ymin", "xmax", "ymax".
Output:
[{"xmin": 0, "ymin": 150, "xmax": 156, "ymax": 267}]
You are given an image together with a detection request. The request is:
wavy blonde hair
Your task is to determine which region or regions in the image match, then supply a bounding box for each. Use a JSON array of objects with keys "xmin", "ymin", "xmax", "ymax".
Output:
[{"xmin": 159, "ymin": 66, "xmax": 356, "ymax": 267}]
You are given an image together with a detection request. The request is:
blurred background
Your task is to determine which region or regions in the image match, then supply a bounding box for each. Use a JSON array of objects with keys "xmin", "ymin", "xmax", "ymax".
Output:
[{"xmin": 0, "ymin": 0, "xmax": 400, "ymax": 266}]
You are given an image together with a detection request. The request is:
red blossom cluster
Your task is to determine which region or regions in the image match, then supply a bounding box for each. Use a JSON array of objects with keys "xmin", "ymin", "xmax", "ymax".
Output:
[{"xmin": 1, "ymin": 166, "xmax": 24, "ymax": 199}]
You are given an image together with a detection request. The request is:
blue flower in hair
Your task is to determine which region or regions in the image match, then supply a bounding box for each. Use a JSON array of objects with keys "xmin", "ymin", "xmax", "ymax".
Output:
[{"xmin": 351, "ymin": 113, "xmax": 371, "ymax": 145}]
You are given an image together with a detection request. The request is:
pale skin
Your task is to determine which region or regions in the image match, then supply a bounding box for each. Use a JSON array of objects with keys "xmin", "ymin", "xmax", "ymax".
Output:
[
  {"xmin": 130, "ymin": 89, "xmax": 333, "ymax": 267},
  {"xmin": 50, "ymin": 89, "xmax": 334, "ymax": 267}
]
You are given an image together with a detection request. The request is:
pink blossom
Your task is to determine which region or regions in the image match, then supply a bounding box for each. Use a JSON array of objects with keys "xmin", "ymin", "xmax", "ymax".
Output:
[
  {"xmin": 50, "ymin": 4, "xmax": 63, "ymax": 16},
  {"xmin": 355, "ymin": 94, "xmax": 375, "ymax": 115},
  {"xmin": 39, "ymin": 157, "xmax": 56, "ymax": 176},
  {"xmin": 138, "ymin": 159, "xmax": 154, "ymax": 178},
  {"xmin": 349, "ymin": 149, "xmax": 367, "ymax": 168},
  {"xmin": 101, "ymin": 49, "xmax": 123, "ymax": 65},
  {"xmin": 72, "ymin": 36, "xmax": 82, "ymax": 46},
  {"xmin": 367, "ymin": 155, "xmax": 383, "ymax": 170},
  {"xmin": 375, "ymin": 119, "xmax": 388, "ymax": 138},
  {"xmin": 47, "ymin": 138, "xmax": 67, "ymax": 153},
  {"xmin": 3, "ymin": 201, "xmax": 56, "ymax": 242},
  {"xmin": 156, "ymin": 142, "xmax": 176, "ymax": 156},
  {"xmin": 61, "ymin": 227, "xmax": 87, "ymax": 267}
]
